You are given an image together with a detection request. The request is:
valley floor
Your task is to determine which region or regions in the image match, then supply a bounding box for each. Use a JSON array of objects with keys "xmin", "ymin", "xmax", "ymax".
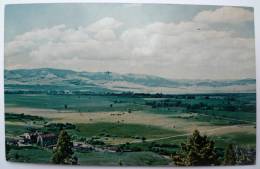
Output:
[{"xmin": 5, "ymin": 93, "xmax": 256, "ymax": 166}]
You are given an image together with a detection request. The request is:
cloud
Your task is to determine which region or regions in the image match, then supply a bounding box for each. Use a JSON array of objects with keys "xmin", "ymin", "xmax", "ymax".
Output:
[
  {"xmin": 5, "ymin": 16, "xmax": 255, "ymax": 80},
  {"xmin": 94, "ymin": 29, "xmax": 117, "ymax": 41},
  {"xmin": 194, "ymin": 7, "xmax": 253, "ymax": 24},
  {"xmin": 120, "ymin": 21, "xmax": 255, "ymax": 79},
  {"xmin": 123, "ymin": 4, "xmax": 143, "ymax": 8},
  {"xmin": 86, "ymin": 17, "xmax": 123, "ymax": 33}
]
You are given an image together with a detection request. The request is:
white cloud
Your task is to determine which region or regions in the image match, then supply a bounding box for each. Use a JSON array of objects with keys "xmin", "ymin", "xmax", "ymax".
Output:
[
  {"xmin": 86, "ymin": 17, "xmax": 123, "ymax": 33},
  {"xmin": 120, "ymin": 22, "xmax": 255, "ymax": 79},
  {"xmin": 5, "ymin": 16, "xmax": 255, "ymax": 80},
  {"xmin": 123, "ymin": 4, "xmax": 143, "ymax": 8},
  {"xmin": 94, "ymin": 29, "xmax": 117, "ymax": 41},
  {"xmin": 194, "ymin": 7, "xmax": 253, "ymax": 24}
]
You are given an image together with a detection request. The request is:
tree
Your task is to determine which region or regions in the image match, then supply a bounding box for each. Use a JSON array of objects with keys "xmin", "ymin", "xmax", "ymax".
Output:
[
  {"xmin": 71, "ymin": 155, "xmax": 78, "ymax": 165},
  {"xmin": 223, "ymin": 144, "xmax": 236, "ymax": 165},
  {"xmin": 14, "ymin": 153, "xmax": 19, "ymax": 160},
  {"xmin": 173, "ymin": 130, "xmax": 219, "ymax": 166},
  {"xmin": 5, "ymin": 143, "xmax": 11, "ymax": 160},
  {"xmin": 51, "ymin": 130, "xmax": 76, "ymax": 164},
  {"xmin": 234, "ymin": 145, "xmax": 256, "ymax": 165},
  {"xmin": 119, "ymin": 159, "xmax": 123, "ymax": 166},
  {"xmin": 141, "ymin": 136, "xmax": 146, "ymax": 142}
]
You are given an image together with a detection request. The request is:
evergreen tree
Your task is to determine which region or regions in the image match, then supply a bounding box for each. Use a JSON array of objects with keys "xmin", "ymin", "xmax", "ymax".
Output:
[
  {"xmin": 234, "ymin": 145, "xmax": 255, "ymax": 165},
  {"xmin": 119, "ymin": 159, "xmax": 123, "ymax": 166},
  {"xmin": 51, "ymin": 130, "xmax": 76, "ymax": 164},
  {"xmin": 5, "ymin": 143, "xmax": 10, "ymax": 160},
  {"xmin": 223, "ymin": 144, "xmax": 236, "ymax": 165},
  {"xmin": 173, "ymin": 130, "xmax": 219, "ymax": 166},
  {"xmin": 71, "ymin": 155, "xmax": 78, "ymax": 165}
]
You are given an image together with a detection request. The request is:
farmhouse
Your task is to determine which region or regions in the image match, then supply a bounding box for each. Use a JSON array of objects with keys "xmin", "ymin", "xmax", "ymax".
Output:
[
  {"xmin": 37, "ymin": 133, "xmax": 57, "ymax": 147},
  {"xmin": 22, "ymin": 132, "xmax": 39, "ymax": 143}
]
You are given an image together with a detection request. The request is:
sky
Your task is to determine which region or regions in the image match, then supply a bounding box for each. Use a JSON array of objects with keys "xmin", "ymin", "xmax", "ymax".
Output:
[{"xmin": 4, "ymin": 3, "xmax": 255, "ymax": 80}]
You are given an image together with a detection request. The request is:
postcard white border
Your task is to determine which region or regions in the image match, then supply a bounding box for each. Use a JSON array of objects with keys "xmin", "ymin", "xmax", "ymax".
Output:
[{"xmin": 0, "ymin": 0, "xmax": 259, "ymax": 169}]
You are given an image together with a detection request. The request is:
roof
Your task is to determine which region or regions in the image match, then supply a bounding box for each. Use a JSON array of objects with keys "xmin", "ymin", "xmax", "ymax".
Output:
[{"xmin": 38, "ymin": 133, "xmax": 56, "ymax": 139}]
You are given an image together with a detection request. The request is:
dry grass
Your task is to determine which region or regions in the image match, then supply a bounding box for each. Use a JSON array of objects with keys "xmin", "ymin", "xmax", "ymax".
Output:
[{"xmin": 5, "ymin": 107, "xmax": 255, "ymax": 136}]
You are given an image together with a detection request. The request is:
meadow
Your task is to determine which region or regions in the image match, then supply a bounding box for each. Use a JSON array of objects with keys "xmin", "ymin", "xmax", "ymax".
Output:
[{"xmin": 5, "ymin": 93, "xmax": 256, "ymax": 165}]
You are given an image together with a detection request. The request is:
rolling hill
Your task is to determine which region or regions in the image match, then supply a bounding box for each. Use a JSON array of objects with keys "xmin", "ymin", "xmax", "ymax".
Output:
[{"xmin": 4, "ymin": 68, "xmax": 256, "ymax": 94}]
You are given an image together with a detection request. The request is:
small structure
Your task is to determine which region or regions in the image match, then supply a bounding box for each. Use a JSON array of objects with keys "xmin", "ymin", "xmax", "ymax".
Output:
[
  {"xmin": 37, "ymin": 133, "xmax": 57, "ymax": 147},
  {"xmin": 23, "ymin": 132, "xmax": 39, "ymax": 144},
  {"xmin": 6, "ymin": 138, "xmax": 18, "ymax": 146},
  {"xmin": 73, "ymin": 142, "xmax": 94, "ymax": 152},
  {"xmin": 64, "ymin": 90, "xmax": 72, "ymax": 95}
]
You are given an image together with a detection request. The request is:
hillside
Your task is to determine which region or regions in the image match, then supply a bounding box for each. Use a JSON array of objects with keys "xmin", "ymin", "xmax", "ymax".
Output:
[{"xmin": 4, "ymin": 68, "xmax": 256, "ymax": 94}]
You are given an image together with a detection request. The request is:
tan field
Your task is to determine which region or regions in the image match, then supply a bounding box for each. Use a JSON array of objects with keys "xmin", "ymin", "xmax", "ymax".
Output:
[{"xmin": 5, "ymin": 107, "xmax": 255, "ymax": 139}]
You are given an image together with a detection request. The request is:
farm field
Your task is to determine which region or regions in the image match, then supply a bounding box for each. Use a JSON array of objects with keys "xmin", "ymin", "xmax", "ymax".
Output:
[{"xmin": 5, "ymin": 93, "xmax": 256, "ymax": 165}]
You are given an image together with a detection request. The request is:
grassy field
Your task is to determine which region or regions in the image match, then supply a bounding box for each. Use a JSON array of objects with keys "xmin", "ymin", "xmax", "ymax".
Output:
[
  {"xmin": 213, "ymin": 132, "xmax": 256, "ymax": 148},
  {"xmin": 69, "ymin": 122, "xmax": 181, "ymax": 140},
  {"xmin": 5, "ymin": 94, "xmax": 148, "ymax": 112},
  {"xmin": 7, "ymin": 146, "xmax": 52, "ymax": 163},
  {"xmin": 5, "ymin": 93, "xmax": 256, "ymax": 165},
  {"xmin": 7, "ymin": 146, "xmax": 170, "ymax": 166},
  {"xmin": 77, "ymin": 151, "xmax": 170, "ymax": 166},
  {"xmin": 6, "ymin": 124, "xmax": 26, "ymax": 136},
  {"xmin": 5, "ymin": 93, "xmax": 256, "ymax": 119}
]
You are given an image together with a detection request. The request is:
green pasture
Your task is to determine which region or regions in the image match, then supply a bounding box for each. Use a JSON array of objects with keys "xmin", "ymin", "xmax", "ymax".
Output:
[
  {"xmin": 7, "ymin": 146, "xmax": 52, "ymax": 163},
  {"xmin": 7, "ymin": 146, "xmax": 169, "ymax": 166},
  {"xmin": 68, "ymin": 122, "xmax": 181, "ymax": 140},
  {"xmin": 5, "ymin": 94, "xmax": 148, "ymax": 112},
  {"xmin": 213, "ymin": 132, "xmax": 256, "ymax": 148},
  {"xmin": 5, "ymin": 94, "xmax": 256, "ymax": 121},
  {"xmin": 77, "ymin": 151, "xmax": 170, "ymax": 166}
]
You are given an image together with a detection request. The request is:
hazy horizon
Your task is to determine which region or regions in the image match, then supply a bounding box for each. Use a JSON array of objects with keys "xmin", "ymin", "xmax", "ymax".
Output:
[
  {"xmin": 4, "ymin": 3, "xmax": 256, "ymax": 80},
  {"xmin": 4, "ymin": 67, "xmax": 257, "ymax": 81}
]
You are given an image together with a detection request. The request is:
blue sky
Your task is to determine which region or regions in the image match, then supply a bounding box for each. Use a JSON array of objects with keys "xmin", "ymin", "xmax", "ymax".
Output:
[
  {"xmin": 5, "ymin": 3, "xmax": 253, "ymax": 41},
  {"xmin": 4, "ymin": 3, "xmax": 256, "ymax": 79}
]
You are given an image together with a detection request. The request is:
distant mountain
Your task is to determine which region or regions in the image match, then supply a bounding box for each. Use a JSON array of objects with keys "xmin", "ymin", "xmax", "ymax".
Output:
[{"xmin": 4, "ymin": 68, "xmax": 256, "ymax": 94}]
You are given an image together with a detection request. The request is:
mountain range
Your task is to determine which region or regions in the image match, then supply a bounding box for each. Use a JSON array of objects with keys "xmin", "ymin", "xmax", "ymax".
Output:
[{"xmin": 4, "ymin": 68, "xmax": 256, "ymax": 94}]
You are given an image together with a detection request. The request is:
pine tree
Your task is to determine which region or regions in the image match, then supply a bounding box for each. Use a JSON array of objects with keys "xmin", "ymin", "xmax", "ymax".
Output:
[
  {"xmin": 119, "ymin": 159, "xmax": 123, "ymax": 166},
  {"xmin": 223, "ymin": 144, "xmax": 236, "ymax": 165},
  {"xmin": 51, "ymin": 130, "xmax": 75, "ymax": 164},
  {"xmin": 5, "ymin": 143, "xmax": 10, "ymax": 160},
  {"xmin": 173, "ymin": 130, "xmax": 219, "ymax": 166}
]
